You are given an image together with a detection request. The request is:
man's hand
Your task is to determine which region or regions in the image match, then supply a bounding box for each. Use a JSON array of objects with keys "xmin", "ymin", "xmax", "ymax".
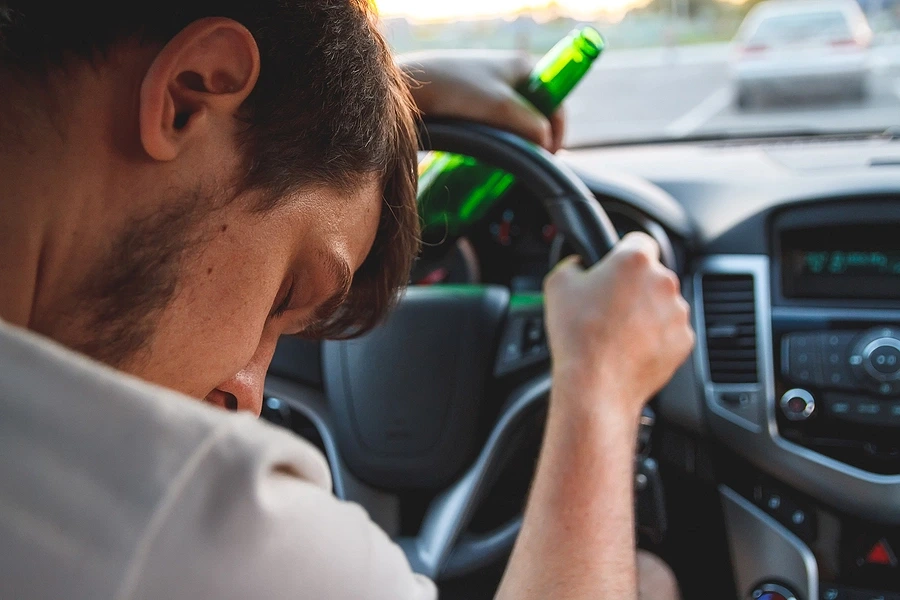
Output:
[
  {"xmin": 398, "ymin": 50, "xmax": 566, "ymax": 153},
  {"xmin": 544, "ymin": 232, "xmax": 695, "ymax": 421},
  {"xmin": 496, "ymin": 232, "xmax": 693, "ymax": 600}
]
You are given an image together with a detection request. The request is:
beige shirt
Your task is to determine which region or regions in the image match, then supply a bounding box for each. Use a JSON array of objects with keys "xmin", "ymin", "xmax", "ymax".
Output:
[{"xmin": 0, "ymin": 320, "xmax": 437, "ymax": 600}]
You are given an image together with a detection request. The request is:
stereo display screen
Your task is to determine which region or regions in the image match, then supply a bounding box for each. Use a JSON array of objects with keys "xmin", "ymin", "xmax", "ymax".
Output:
[{"xmin": 781, "ymin": 224, "xmax": 900, "ymax": 300}]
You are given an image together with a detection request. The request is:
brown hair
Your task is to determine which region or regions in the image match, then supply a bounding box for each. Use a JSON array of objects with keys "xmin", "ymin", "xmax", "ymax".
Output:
[{"xmin": 0, "ymin": 0, "xmax": 421, "ymax": 339}]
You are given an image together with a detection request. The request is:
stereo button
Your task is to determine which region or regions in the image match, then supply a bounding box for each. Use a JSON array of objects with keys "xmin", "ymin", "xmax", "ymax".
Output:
[
  {"xmin": 780, "ymin": 389, "xmax": 816, "ymax": 421},
  {"xmin": 824, "ymin": 393, "xmax": 900, "ymax": 426},
  {"xmin": 820, "ymin": 333, "xmax": 858, "ymax": 390},
  {"xmin": 869, "ymin": 345, "xmax": 900, "ymax": 377},
  {"xmin": 786, "ymin": 334, "xmax": 822, "ymax": 386}
]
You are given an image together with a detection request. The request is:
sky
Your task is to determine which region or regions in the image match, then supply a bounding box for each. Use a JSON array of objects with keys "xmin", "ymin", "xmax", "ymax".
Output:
[{"xmin": 375, "ymin": 0, "xmax": 646, "ymax": 22}]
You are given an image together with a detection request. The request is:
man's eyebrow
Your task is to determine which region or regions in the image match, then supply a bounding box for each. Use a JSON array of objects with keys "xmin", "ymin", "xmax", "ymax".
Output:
[{"xmin": 298, "ymin": 252, "xmax": 353, "ymax": 332}]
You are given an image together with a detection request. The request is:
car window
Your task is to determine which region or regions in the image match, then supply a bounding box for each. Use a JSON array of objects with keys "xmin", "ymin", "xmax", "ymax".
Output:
[
  {"xmin": 747, "ymin": 11, "xmax": 852, "ymax": 45},
  {"xmin": 378, "ymin": 0, "xmax": 896, "ymax": 146}
]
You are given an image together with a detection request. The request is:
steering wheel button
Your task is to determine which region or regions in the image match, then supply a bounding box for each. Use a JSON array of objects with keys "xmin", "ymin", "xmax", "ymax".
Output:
[
  {"xmin": 502, "ymin": 342, "xmax": 522, "ymax": 362},
  {"xmin": 524, "ymin": 319, "xmax": 543, "ymax": 344}
]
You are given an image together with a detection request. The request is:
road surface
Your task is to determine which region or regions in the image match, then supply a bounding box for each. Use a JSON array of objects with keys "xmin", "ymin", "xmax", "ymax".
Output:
[{"xmin": 563, "ymin": 43, "xmax": 900, "ymax": 146}]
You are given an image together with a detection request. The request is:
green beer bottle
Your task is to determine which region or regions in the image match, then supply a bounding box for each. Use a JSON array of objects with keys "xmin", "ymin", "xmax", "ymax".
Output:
[{"xmin": 418, "ymin": 26, "xmax": 605, "ymax": 243}]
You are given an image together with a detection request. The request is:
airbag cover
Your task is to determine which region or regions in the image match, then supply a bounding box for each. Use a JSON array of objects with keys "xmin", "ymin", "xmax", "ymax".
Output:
[{"xmin": 322, "ymin": 285, "xmax": 509, "ymax": 490}]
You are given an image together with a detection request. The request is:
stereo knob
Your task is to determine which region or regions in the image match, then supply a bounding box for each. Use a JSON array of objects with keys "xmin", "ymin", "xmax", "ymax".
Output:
[
  {"xmin": 749, "ymin": 582, "xmax": 797, "ymax": 600},
  {"xmin": 850, "ymin": 328, "xmax": 900, "ymax": 395},
  {"xmin": 780, "ymin": 388, "xmax": 815, "ymax": 421},
  {"xmin": 863, "ymin": 339, "xmax": 900, "ymax": 380}
]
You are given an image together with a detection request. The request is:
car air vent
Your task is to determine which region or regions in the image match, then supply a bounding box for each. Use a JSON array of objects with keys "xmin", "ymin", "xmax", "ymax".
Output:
[{"xmin": 701, "ymin": 274, "xmax": 758, "ymax": 384}]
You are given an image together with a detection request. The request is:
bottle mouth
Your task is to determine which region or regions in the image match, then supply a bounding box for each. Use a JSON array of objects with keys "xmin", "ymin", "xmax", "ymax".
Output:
[{"xmin": 576, "ymin": 27, "xmax": 605, "ymax": 59}]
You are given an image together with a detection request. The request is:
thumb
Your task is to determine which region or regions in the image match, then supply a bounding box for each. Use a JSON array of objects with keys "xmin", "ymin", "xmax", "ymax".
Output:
[
  {"xmin": 544, "ymin": 254, "xmax": 582, "ymax": 289},
  {"xmin": 498, "ymin": 91, "xmax": 554, "ymax": 150}
]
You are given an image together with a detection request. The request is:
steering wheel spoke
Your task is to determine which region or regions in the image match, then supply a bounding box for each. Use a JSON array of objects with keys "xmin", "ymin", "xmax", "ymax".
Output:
[
  {"xmin": 398, "ymin": 374, "xmax": 551, "ymax": 580},
  {"xmin": 494, "ymin": 293, "xmax": 550, "ymax": 378}
]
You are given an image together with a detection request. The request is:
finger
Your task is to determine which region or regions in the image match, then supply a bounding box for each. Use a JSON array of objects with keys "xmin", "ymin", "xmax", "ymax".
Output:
[
  {"xmin": 495, "ymin": 91, "xmax": 553, "ymax": 149},
  {"xmin": 548, "ymin": 108, "xmax": 566, "ymax": 154},
  {"xmin": 617, "ymin": 231, "xmax": 661, "ymax": 262}
]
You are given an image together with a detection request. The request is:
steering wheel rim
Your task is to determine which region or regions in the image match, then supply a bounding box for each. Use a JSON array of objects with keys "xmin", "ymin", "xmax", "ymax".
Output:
[
  {"xmin": 377, "ymin": 120, "xmax": 621, "ymax": 579},
  {"xmin": 420, "ymin": 119, "xmax": 620, "ymax": 267}
]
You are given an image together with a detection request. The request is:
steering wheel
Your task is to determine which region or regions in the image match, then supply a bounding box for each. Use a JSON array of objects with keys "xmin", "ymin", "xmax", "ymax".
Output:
[{"xmin": 320, "ymin": 119, "xmax": 620, "ymax": 580}]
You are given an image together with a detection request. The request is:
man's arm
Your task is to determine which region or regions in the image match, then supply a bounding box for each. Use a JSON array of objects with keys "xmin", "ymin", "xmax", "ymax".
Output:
[{"xmin": 497, "ymin": 234, "xmax": 695, "ymax": 599}]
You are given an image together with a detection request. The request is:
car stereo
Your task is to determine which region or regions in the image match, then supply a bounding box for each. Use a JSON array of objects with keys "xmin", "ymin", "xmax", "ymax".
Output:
[
  {"xmin": 770, "ymin": 203, "xmax": 900, "ymax": 474},
  {"xmin": 776, "ymin": 325, "xmax": 900, "ymax": 474}
]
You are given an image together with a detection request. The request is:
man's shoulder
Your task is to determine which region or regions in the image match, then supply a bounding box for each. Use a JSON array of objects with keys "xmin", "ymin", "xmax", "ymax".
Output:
[{"xmin": 0, "ymin": 320, "xmax": 332, "ymax": 599}]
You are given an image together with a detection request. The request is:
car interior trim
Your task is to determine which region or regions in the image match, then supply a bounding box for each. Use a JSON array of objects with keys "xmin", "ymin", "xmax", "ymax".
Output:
[
  {"xmin": 694, "ymin": 256, "xmax": 900, "ymax": 523},
  {"xmin": 720, "ymin": 485, "xmax": 818, "ymax": 600}
]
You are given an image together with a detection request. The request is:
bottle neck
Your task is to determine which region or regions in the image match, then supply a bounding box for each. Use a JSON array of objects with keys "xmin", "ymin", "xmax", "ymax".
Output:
[{"xmin": 518, "ymin": 29, "xmax": 603, "ymax": 117}]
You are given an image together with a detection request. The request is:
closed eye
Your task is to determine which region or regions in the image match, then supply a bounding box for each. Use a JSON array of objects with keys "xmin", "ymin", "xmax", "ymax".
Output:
[{"xmin": 270, "ymin": 281, "xmax": 295, "ymax": 319}]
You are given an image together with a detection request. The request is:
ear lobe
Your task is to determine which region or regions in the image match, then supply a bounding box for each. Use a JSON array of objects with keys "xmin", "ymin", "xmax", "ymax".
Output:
[{"xmin": 139, "ymin": 17, "xmax": 261, "ymax": 162}]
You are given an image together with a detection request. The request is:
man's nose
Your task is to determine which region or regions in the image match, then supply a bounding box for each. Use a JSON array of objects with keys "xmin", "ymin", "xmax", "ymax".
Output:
[{"xmin": 206, "ymin": 335, "xmax": 279, "ymax": 416}]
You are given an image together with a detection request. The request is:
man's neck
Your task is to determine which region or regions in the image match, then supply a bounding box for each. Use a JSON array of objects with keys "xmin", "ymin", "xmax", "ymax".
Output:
[
  {"xmin": 0, "ymin": 86, "xmax": 105, "ymax": 330},
  {"xmin": 0, "ymin": 136, "xmax": 58, "ymax": 328}
]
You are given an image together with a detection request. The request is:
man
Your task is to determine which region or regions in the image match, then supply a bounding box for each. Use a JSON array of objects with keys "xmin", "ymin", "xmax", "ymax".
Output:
[{"xmin": 0, "ymin": 2, "xmax": 694, "ymax": 599}]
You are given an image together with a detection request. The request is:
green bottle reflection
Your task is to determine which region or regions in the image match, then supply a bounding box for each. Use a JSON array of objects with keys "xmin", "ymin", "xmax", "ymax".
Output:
[{"xmin": 418, "ymin": 27, "xmax": 605, "ymax": 244}]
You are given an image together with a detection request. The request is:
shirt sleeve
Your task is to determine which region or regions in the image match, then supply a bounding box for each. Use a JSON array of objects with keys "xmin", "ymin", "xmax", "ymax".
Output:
[{"xmin": 121, "ymin": 415, "xmax": 438, "ymax": 600}]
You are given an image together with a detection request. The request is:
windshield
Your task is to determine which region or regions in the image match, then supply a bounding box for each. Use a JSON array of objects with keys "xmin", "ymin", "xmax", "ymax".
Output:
[{"xmin": 376, "ymin": 0, "xmax": 899, "ymax": 146}]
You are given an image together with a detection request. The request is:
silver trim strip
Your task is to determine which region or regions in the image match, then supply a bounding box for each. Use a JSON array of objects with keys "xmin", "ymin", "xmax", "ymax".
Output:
[
  {"xmin": 720, "ymin": 486, "xmax": 818, "ymax": 600},
  {"xmin": 694, "ymin": 256, "xmax": 900, "ymax": 523}
]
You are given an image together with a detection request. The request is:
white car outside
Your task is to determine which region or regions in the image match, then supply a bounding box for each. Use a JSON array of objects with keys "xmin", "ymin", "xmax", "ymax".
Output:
[{"xmin": 730, "ymin": 0, "xmax": 873, "ymax": 109}]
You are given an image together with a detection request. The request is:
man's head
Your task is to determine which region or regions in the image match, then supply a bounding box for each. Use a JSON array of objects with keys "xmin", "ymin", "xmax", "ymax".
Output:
[{"xmin": 0, "ymin": 1, "xmax": 420, "ymax": 414}]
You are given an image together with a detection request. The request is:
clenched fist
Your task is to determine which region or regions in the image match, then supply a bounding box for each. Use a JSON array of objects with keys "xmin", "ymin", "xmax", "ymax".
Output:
[{"xmin": 544, "ymin": 232, "xmax": 695, "ymax": 419}]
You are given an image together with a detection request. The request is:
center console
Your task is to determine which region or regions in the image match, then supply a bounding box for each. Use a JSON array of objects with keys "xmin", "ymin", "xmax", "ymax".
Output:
[
  {"xmin": 773, "ymin": 216, "xmax": 900, "ymax": 475},
  {"xmin": 693, "ymin": 199, "xmax": 900, "ymax": 600}
]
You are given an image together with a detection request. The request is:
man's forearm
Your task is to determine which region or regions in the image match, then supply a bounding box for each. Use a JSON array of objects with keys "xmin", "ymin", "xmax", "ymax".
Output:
[{"xmin": 495, "ymin": 374, "xmax": 641, "ymax": 600}]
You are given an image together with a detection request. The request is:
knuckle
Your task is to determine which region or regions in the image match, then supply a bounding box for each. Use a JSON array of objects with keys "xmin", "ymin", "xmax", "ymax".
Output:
[
  {"xmin": 683, "ymin": 327, "xmax": 697, "ymax": 353},
  {"xmin": 656, "ymin": 268, "xmax": 680, "ymax": 294},
  {"xmin": 666, "ymin": 269, "xmax": 682, "ymax": 293},
  {"xmin": 618, "ymin": 245, "xmax": 652, "ymax": 270},
  {"xmin": 622, "ymin": 230, "xmax": 652, "ymax": 244}
]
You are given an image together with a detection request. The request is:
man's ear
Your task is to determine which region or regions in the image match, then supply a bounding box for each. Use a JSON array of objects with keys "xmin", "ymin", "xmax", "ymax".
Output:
[{"xmin": 139, "ymin": 17, "xmax": 260, "ymax": 161}]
